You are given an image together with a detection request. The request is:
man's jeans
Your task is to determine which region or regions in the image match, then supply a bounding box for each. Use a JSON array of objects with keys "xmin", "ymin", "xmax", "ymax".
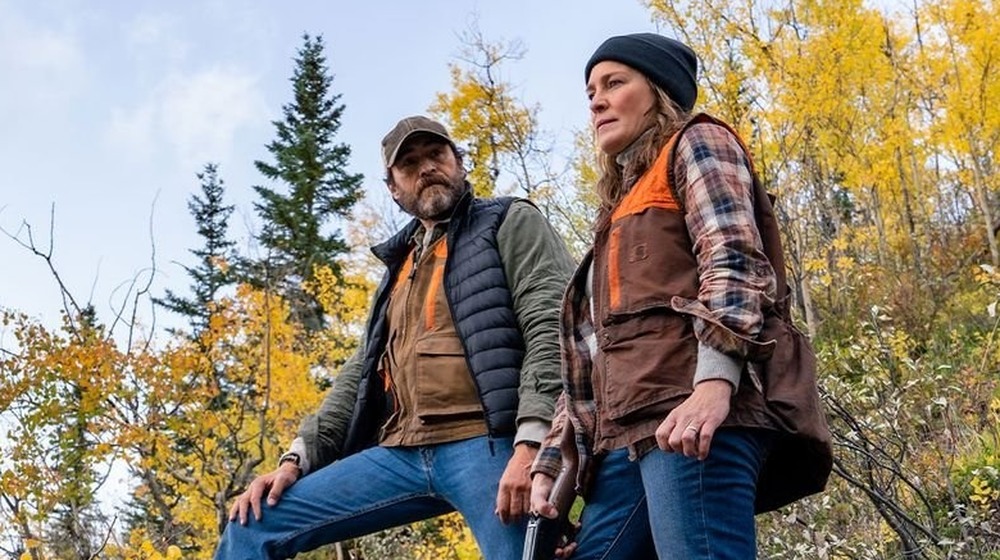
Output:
[
  {"xmin": 571, "ymin": 448, "xmax": 655, "ymax": 559},
  {"xmin": 638, "ymin": 428, "xmax": 774, "ymax": 560},
  {"xmin": 214, "ymin": 435, "xmax": 525, "ymax": 560}
]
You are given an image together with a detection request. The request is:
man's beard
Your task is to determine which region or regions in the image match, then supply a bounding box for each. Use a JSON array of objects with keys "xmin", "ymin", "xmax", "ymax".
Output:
[{"xmin": 399, "ymin": 170, "xmax": 468, "ymax": 222}]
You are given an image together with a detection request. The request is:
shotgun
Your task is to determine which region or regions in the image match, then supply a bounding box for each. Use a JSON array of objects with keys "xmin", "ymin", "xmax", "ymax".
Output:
[{"xmin": 522, "ymin": 421, "xmax": 579, "ymax": 560}]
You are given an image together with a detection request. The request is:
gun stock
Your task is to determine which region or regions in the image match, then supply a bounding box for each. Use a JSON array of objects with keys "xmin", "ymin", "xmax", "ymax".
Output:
[{"xmin": 522, "ymin": 422, "xmax": 579, "ymax": 560}]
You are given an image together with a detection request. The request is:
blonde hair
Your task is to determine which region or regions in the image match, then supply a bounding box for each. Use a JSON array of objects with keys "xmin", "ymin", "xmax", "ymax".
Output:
[{"xmin": 593, "ymin": 81, "xmax": 693, "ymax": 227}]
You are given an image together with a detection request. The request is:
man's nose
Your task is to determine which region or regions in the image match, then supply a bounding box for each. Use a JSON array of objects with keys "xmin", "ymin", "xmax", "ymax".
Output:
[{"xmin": 418, "ymin": 157, "xmax": 437, "ymax": 175}]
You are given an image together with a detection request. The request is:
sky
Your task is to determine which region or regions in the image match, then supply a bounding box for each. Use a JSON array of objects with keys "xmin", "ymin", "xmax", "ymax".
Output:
[{"xmin": 0, "ymin": 0, "xmax": 662, "ymax": 337}]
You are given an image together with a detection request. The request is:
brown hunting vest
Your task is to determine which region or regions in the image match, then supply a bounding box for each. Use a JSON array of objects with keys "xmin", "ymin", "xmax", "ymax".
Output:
[{"xmin": 589, "ymin": 114, "xmax": 832, "ymax": 512}]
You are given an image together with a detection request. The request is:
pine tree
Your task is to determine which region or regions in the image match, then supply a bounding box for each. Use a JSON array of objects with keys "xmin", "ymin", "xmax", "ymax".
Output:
[
  {"xmin": 251, "ymin": 33, "xmax": 363, "ymax": 331},
  {"xmin": 154, "ymin": 163, "xmax": 236, "ymax": 337},
  {"xmin": 41, "ymin": 306, "xmax": 110, "ymax": 560},
  {"xmin": 141, "ymin": 164, "xmax": 236, "ymax": 547}
]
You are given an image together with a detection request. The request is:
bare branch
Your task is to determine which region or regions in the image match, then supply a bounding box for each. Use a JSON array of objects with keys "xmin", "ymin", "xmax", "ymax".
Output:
[
  {"xmin": 88, "ymin": 515, "xmax": 117, "ymax": 560},
  {"xmin": 0, "ymin": 205, "xmax": 84, "ymax": 327}
]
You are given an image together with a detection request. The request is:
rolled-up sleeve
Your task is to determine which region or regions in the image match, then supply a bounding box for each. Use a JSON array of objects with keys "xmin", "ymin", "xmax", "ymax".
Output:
[
  {"xmin": 496, "ymin": 200, "xmax": 576, "ymax": 444},
  {"xmin": 673, "ymin": 123, "xmax": 777, "ymax": 388}
]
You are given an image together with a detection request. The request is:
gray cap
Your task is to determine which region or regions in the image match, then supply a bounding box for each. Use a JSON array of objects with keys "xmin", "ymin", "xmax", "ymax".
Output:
[{"xmin": 381, "ymin": 115, "xmax": 453, "ymax": 168}]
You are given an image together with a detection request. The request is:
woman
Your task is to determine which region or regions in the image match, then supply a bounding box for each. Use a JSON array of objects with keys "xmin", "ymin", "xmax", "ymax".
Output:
[{"xmin": 530, "ymin": 33, "xmax": 830, "ymax": 559}]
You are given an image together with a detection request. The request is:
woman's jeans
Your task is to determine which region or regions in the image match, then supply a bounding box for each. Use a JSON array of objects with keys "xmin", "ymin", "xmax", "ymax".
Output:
[
  {"xmin": 637, "ymin": 429, "xmax": 774, "ymax": 560},
  {"xmin": 571, "ymin": 448, "xmax": 655, "ymax": 559}
]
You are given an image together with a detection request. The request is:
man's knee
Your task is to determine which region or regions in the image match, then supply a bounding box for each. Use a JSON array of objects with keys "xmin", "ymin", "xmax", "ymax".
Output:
[{"xmin": 214, "ymin": 519, "xmax": 273, "ymax": 560}]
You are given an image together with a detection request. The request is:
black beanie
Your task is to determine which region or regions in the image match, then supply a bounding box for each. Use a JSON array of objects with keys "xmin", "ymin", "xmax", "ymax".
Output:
[{"xmin": 585, "ymin": 33, "xmax": 698, "ymax": 112}]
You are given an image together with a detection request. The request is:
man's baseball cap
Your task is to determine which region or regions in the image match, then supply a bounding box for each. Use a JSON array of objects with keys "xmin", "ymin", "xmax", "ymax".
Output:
[{"xmin": 381, "ymin": 115, "xmax": 454, "ymax": 168}]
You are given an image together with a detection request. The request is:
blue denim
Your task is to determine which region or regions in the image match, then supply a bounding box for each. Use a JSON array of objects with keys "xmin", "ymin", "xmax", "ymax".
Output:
[
  {"xmin": 571, "ymin": 448, "xmax": 655, "ymax": 560},
  {"xmin": 215, "ymin": 436, "xmax": 526, "ymax": 560},
  {"xmin": 637, "ymin": 429, "xmax": 774, "ymax": 560}
]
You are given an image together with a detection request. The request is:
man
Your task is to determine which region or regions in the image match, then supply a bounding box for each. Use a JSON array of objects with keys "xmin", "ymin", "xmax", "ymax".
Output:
[{"xmin": 215, "ymin": 115, "xmax": 575, "ymax": 559}]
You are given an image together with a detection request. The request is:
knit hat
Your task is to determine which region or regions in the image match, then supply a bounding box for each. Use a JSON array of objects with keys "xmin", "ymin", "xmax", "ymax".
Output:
[
  {"xmin": 381, "ymin": 115, "xmax": 454, "ymax": 168},
  {"xmin": 585, "ymin": 33, "xmax": 698, "ymax": 112}
]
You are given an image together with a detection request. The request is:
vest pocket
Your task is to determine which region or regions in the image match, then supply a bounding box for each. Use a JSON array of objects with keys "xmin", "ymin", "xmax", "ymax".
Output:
[
  {"xmin": 415, "ymin": 335, "xmax": 482, "ymax": 422},
  {"xmin": 604, "ymin": 209, "xmax": 697, "ymax": 316},
  {"xmin": 597, "ymin": 310, "xmax": 696, "ymax": 422}
]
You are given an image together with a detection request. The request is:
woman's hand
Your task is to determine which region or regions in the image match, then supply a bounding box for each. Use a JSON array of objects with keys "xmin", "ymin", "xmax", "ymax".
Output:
[
  {"xmin": 529, "ymin": 473, "xmax": 579, "ymax": 558},
  {"xmin": 655, "ymin": 379, "xmax": 733, "ymax": 460},
  {"xmin": 529, "ymin": 472, "xmax": 558, "ymax": 519}
]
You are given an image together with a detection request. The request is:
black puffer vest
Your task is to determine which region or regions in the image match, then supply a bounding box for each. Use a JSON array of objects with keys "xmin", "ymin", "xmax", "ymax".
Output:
[{"xmin": 342, "ymin": 192, "xmax": 525, "ymax": 454}]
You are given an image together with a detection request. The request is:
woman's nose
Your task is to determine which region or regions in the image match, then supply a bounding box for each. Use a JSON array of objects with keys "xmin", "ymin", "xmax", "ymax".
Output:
[{"xmin": 589, "ymin": 92, "xmax": 607, "ymax": 114}]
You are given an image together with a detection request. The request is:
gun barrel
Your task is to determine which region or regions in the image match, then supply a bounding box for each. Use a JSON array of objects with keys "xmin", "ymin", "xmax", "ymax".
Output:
[{"xmin": 521, "ymin": 516, "xmax": 543, "ymax": 560}]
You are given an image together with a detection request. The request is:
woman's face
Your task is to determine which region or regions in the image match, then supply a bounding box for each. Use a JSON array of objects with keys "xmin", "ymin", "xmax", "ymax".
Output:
[{"xmin": 587, "ymin": 60, "xmax": 657, "ymax": 156}]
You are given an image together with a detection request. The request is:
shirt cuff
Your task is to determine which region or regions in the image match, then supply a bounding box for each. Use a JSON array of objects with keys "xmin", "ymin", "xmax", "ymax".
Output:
[
  {"xmin": 531, "ymin": 446, "xmax": 563, "ymax": 480},
  {"xmin": 693, "ymin": 342, "xmax": 742, "ymax": 392},
  {"xmin": 288, "ymin": 437, "xmax": 312, "ymax": 476},
  {"xmin": 515, "ymin": 419, "xmax": 551, "ymax": 447}
]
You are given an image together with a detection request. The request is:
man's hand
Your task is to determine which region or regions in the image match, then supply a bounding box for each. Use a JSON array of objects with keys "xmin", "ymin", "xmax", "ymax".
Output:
[
  {"xmin": 655, "ymin": 379, "xmax": 733, "ymax": 460},
  {"xmin": 228, "ymin": 462, "xmax": 301, "ymax": 525},
  {"xmin": 496, "ymin": 442, "xmax": 538, "ymax": 523}
]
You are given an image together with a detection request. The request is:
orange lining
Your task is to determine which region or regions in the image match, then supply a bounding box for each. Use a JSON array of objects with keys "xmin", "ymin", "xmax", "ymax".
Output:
[
  {"xmin": 392, "ymin": 250, "xmax": 415, "ymax": 295},
  {"xmin": 608, "ymin": 226, "xmax": 622, "ymax": 309},
  {"xmin": 426, "ymin": 265, "xmax": 445, "ymax": 329},
  {"xmin": 424, "ymin": 241, "xmax": 449, "ymax": 330},
  {"xmin": 611, "ymin": 144, "xmax": 680, "ymax": 222}
]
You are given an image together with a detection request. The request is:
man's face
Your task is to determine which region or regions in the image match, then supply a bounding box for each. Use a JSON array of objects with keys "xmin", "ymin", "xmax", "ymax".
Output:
[{"xmin": 387, "ymin": 134, "xmax": 466, "ymax": 222}]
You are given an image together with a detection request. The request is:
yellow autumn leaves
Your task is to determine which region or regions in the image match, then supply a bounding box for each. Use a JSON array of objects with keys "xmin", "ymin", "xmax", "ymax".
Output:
[{"xmin": 1, "ymin": 265, "xmax": 372, "ymax": 558}]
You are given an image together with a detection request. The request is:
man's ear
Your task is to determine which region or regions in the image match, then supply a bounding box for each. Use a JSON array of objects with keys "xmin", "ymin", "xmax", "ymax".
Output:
[{"xmin": 385, "ymin": 173, "xmax": 399, "ymax": 199}]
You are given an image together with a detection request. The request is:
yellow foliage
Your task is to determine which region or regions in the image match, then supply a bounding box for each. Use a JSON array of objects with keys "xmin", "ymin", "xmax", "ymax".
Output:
[
  {"xmin": 134, "ymin": 284, "xmax": 334, "ymax": 551},
  {"xmin": 431, "ymin": 62, "xmax": 538, "ymax": 198},
  {"xmin": 428, "ymin": 31, "xmax": 544, "ymax": 199},
  {"xmin": 0, "ymin": 270, "xmax": 372, "ymax": 556},
  {"xmin": 969, "ymin": 474, "xmax": 1000, "ymax": 507},
  {"xmin": 413, "ymin": 513, "xmax": 481, "ymax": 560},
  {"xmin": 103, "ymin": 532, "xmax": 186, "ymax": 560}
]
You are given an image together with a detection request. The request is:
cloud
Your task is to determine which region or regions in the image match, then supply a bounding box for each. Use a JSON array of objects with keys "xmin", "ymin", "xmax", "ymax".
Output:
[
  {"xmin": 105, "ymin": 67, "xmax": 267, "ymax": 167},
  {"xmin": 103, "ymin": 7, "xmax": 268, "ymax": 167},
  {"xmin": 123, "ymin": 12, "xmax": 190, "ymax": 66},
  {"xmin": 0, "ymin": 2, "xmax": 87, "ymax": 106},
  {"xmin": 106, "ymin": 102, "xmax": 156, "ymax": 161},
  {"xmin": 160, "ymin": 68, "xmax": 268, "ymax": 164}
]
